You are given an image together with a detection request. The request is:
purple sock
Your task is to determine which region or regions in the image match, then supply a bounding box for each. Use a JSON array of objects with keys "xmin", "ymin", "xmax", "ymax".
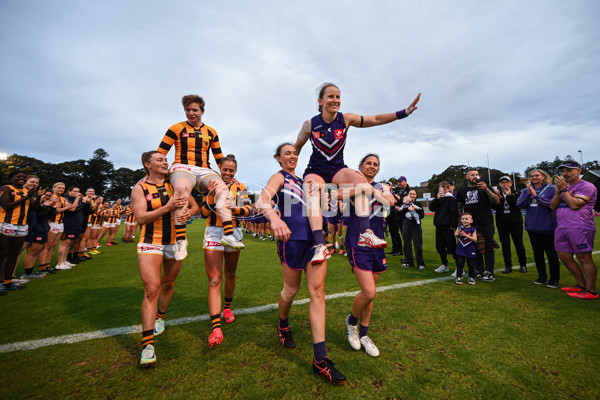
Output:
[
  {"xmin": 358, "ymin": 216, "xmax": 370, "ymax": 233},
  {"xmin": 313, "ymin": 341, "xmax": 327, "ymax": 362},
  {"xmin": 312, "ymin": 229, "xmax": 324, "ymax": 245},
  {"xmin": 348, "ymin": 313, "xmax": 358, "ymax": 326},
  {"xmin": 278, "ymin": 317, "xmax": 289, "ymax": 329},
  {"xmin": 359, "ymin": 324, "xmax": 369, "ymax": 338}
]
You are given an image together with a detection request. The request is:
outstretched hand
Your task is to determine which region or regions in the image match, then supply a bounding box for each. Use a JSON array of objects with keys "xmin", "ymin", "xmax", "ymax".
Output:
[{"xmin": 406, "ymin": 93, "xmax": 421, "ymax": 115}]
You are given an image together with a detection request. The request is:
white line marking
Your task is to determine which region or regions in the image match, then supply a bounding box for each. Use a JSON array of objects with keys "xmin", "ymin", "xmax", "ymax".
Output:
[{"xmin": 2, "ymin": 251, "xmax": 598, "ymax": 354}]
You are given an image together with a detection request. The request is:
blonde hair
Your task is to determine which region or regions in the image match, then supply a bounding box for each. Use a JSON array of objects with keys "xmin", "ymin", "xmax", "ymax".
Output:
[{"xmin": 529, "ymin": 169, "xmax": 552, "ymax": 185}]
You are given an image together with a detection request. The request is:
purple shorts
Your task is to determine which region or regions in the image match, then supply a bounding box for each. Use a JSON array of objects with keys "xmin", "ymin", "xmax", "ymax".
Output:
[
  {"xmin": 303, "ymin": 166, "xmax": 348, "ymax": 184},
  {"xmin": 347, "ymin": 246, "xmax": 387, "ymax": 273},
  {"xmin": 554, "ymin": 227, "xmax": 595, "ymax": 253},
  {"xmin": 277, "ymin": 240, "xmax": 315, "ymax": 270}
]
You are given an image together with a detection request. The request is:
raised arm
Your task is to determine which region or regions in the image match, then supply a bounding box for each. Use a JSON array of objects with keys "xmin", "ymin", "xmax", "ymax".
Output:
[{"xmin": 345, "ymin": 93, "xmax": 421, "ymax": 128}]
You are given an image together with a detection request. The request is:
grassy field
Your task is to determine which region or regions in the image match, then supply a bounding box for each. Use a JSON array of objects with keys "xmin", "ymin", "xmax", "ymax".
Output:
[{"xmin": 1, "ymin": 218, "xmax": 599, "ymax": 399}]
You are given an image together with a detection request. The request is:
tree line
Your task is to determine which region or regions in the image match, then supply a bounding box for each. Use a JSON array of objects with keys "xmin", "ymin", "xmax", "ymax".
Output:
[{"xmin": 0, "ymin": 149, "xmax": 145, "ymax": 200}]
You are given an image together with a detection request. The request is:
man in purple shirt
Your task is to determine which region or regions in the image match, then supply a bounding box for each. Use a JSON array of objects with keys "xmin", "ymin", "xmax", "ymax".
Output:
[{"xmin": 550, "ymin": 161, "xmax": 598, "ymax": 300}]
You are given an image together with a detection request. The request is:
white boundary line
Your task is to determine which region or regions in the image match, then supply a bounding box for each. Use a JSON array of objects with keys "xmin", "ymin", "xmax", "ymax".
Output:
[{"xmin": 2, "ymin": 251, "xmax": 598, "ymax": 354}]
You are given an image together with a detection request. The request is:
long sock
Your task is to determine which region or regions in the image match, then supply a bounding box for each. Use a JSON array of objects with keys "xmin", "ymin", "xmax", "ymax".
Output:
[
  {"xmin": 210, "ymin": 314, "xmax": 221, "ymax": 331},
  {"xmin": 141, "ymin": 329, "xmax": 154, "ymax": 348},
  {"xmin": 175, "ymin": 224, "xmax": 186, "ymax": 241},
  {"xmin": 156, "ymin": 309, "xmax": 166, "ymax": 319},
  {"xmin": 38, "ymin": 263, "xmax": 50, "ymax": 271},
  {"xmin": 312, "ymin": 230, "xmax": 324, "ymax": 245},
  {"xmin": 348, "ymin": 313, "xmax": 358, "ymax": 326},
  {"xmin": 224, "ymin": 297, "xmax": 233, "ymax": 310},
  {"xmin": 358, "ymin": 216, "xmax": 370, "ymax": 233},
  {"xmin": 359, "ymin": 324, "xmax": 369, "ymax": 338},
  {"xmin": 3, "ymin": 279, "xmax": 12, "ymax": 285},
  {"xmin": 24, "ymin": 267, "xmax": 33, "ymax": 275},
  {"xmin": 313, "ymin": 341, "xmax": 327, "ymax": 362},
  {"xmin": 223, "ymin": 221, "xmax": 233, "ymax": 236},
  {"xmin": 278, "ymin": 317, "xmax": 289, "ymax": 330}
]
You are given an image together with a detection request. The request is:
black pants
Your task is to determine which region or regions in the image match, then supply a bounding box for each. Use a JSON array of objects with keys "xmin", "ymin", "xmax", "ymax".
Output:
[
  {"xmin": 435, "ymin": 226, "xmax": 456, "ymax": 266},
  {"xmin": 527, "ymin": 231, "xmax": 560, "ymax": 282},
  {"xmin": 387, "ymin": 215, "xmax": 403, "ymax": 253},
  {"xmin": 497, "ymin": 222, "xmax": 527, "ymax": 268},
  {"xmin": 474, "ymin": 224, "xmax": 496, "ymax": 275},
  {"xmin": 402, "ymin": 220, "xmax": 424, "ymax": 266},
  {"xmin": 456, "ymin": 255, "xmax": 476, "ymax": 278}
]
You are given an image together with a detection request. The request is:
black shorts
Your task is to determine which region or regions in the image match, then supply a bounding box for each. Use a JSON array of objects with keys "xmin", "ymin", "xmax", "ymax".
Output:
[
  {"xmin": 27, "ymin": 231, "xmax": 48, "ymax": 245},
  {"xmin": 62, "ymin": 226, "xmax": 80, "ymax": 240}
]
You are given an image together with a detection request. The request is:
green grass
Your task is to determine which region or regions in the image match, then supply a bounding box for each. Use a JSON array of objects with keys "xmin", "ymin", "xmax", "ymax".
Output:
[{"xmin": 1, "ymin": 218, "xmax": 599, "ymax": 399}]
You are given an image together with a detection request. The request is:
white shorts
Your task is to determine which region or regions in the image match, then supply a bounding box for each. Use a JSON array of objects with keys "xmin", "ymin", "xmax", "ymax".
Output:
[
  {"xmin": 0, "ymin": 223, "xmax": 28, "ymax": 237},
  {"xmin": 170, "ymin": 163, "xmax": 220, "ymax": 193},
  {"xmin": 87, "ymin": 223, "xmax": 93, "ymax": 227},
  {"xmin": 91, "ymin": 224, "xmax": 102, "ymax": 230},
  {"xmin": 203, "ymin": 226, "xmax": 243, "ymax": 252},
  {"xmin": 125, "ymin": 222, "xmax": 137, "ymax": 227},
  {"xmin": 137, "ymin": 243, "xmax": 176, "ymax": 259},
  {"xmin": 116, "ymin": 219, "xmax": 122, "ymax": 226},
  {"xmin": 49, "ymin": 222, "xmax": 64, "ymax": 233},
  {"xmin": 103, "ymin": 222, "xmax": 116, "ymax": 228}
]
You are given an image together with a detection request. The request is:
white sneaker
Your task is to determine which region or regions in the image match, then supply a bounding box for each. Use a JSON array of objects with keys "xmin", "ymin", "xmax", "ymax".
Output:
[
  {"xmin": 140, "ymin": 344, "xmax": 156, "ymax": 367},
  {"xmin": 345, "ymin": 315, "xmax": 361, "ymax": 350},
  {"xmin": 154, "ymin": 318, "xmax": 165, "ymax": 336},
  {"xmin": 221, "ymin": 234, "xmax": 245, "ymax": 249},
  {"xmin": 360, "ymin": 335, "xmax": 380, "ymax": 357},
  {"xmin": 65, "ymin": 261, "xmax": 76, "ymax": 267},
  {"xmin": 435, "ymin": 265, "xmax": 450, "ymax": 273},
  {"xmin": 451, "ymin": 269, "xmax": 457, "ymax": 277},
  {"xmin": 357, "ymin": 229, "xmax": 387, "ymax": 248},
  {"xmin": 55, "ymin": 263, "xmax": 72, "ymax": 270},
  {"xmin": 174, "ymin": 238, "xmax": 188, "ymax": 261},
  {"xmin": 310, "ymin": 244, "xmax": 330, "ymax": 265}
]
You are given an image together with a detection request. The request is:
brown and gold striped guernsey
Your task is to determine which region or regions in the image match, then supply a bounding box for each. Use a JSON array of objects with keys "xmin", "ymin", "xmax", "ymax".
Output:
[
  {"xmin": 0, "ymin": 185, "xmax": 30, "ymax": 225},
  {"xmin": 201, "ymin": 181, "xmax": 251, "ymax": 228},
  {"xmin": 139, "ymin": 181, "xmax": 176, "ymax": 245},
  {"xmin": 157, "ymin": 121, "xmax": 224, "ymax": 168},
  {"xmin": 49, "ymin": 194, "xmax": 66, "ymax": 224},
  {"xmin": 125, "ymin": 206, "xmax": 136, "ymax": 223}
]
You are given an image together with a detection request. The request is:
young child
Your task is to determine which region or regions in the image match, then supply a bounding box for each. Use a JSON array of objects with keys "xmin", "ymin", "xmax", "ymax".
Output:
[
  {"xmin": 454, "ymin": 212, "xmax": 478, "ymax": 285},
  {"xmin": 401, "ymin": 196, "xmax": 422, "ymax": 224}
]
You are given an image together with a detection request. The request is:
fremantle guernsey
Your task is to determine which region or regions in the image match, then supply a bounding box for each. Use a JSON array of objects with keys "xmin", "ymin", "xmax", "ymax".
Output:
[
  {"xmin": 345, "ymin": 182, "xmax": 385, "ymax": 249},
  {"xmin": 304, "ymin": 112, "xmax": 348, "ymax": 182},
  {"xmin": 275, "ymin": 170, "xmax": 312, "ymax": 241}
]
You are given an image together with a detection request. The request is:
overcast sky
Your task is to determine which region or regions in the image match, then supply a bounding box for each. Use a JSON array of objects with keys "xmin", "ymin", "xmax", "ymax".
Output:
[{"xmin": 1, "ymin": 0, "xmax": 598, "ymax": 193}]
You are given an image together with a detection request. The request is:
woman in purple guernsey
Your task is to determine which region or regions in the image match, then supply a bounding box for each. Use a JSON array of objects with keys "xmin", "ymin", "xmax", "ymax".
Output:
[
  {"xmin": 257, "ymin": 143, "xmax": 346, "ymax": 384},
  {"xmin": 294, "ymin": 83, "xmax": 420, "ymax": 265},
  {"xmin": 343, "ymin": 154, "xmax": 396, "ymax": 358}
]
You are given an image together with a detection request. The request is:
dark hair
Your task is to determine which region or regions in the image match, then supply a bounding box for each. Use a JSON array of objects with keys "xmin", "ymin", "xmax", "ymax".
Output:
[
  {"xmin": 466, "ymin": 168, "xmax": 478, "ymax": 174},
  {"xmin": 359, "ymin": 153, "xmax": 380, "ymax": 167},
  {"xmin": 317, "ymin": 82, "xmax": 339, "ymax": 112},
  {"xmin": 181, "ymin": 95, "xmax": 205, "ymax": 111},
  {"xmin": 460, "ymin": 212, "xmax": 473, "ymax": 218},
  {"xmin": 8, "ymin": 169, "xmax": 27, "ymax": 179},
  {"xmin": 274, "ymin": 143, "xmax": 294, "ymax": 166},
  {"xmin": 141, "ymin": 151, "xmax": 162, "ymax": 175},
  {"xmin": 221, "ymin": 154, "xmax": 237, "ymax": 167},
  {"xmin": 67, "ymin": 186, "xmax": 79, "ymax": 193}
]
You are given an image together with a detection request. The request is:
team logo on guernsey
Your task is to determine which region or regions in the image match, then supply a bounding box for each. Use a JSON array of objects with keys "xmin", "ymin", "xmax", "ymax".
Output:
[
  {"xmin": 145, "ymin": 194, "xmax": 153, "ymax": 201},
  {"xmin": 334, "ymin": 129, "xmax": 344, "ymax": 139},
  {"xmin": 181, "ymin": 132, "xmax": 195, "ymax": 138}
]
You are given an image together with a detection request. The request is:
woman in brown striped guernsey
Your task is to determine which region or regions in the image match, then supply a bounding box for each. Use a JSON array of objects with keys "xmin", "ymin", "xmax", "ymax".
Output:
[
  {"xmin": 157, "ymin": 95, "xmax": 245, "ymax": 261},
  {"xmin": 122, "ymin": 203, "xmax": 137, "ymax": 243},
  {"xmin": 199, "ymin": 154, "xmax": 252, "ymax": 347},
  {"xmin": 132, "ymin": 151, "xmax": 199, "ymax": 367},
  {"xmin": 0, "ymin": 170, "xmax": 44, "ymax": 293},
  {"xmin": 38, "ymin": 182, "xmax": 70, "ymax": 272}
]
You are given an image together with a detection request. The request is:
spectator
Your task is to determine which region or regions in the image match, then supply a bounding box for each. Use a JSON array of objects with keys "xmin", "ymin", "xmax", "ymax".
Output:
[
  {"xmin": 550, "ymin": 161, "xmax": 598, "ymax": 299},
  {"xmin": 517, "ymin": 169, "xmax": 560, "ymax": 287},
  {"xmin": 387, "ymin": 176, "xmax": 410, "ymax": 256},
  {"xmin": 456, "ymin": 169, "xmax": 500, "ymax": 282},
  {"xmin": 400, "ymin": 190, "xmax": 426, "ymax": 270},
  {"xmin": 494, "ymin": 176, "xmax": 528, "ymax": 274},
  {"xmin": 429, "ymin": 181, "xmax": 458, "ymax": 273}
]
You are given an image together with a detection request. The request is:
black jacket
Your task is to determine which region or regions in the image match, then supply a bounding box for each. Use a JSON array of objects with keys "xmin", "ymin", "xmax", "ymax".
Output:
[
  {"xmin": 494, "ymin": 189, "xmax": 523, "ymax": 225},
  {"xmin": 429, "ymin": 195, "xmax": 458, "ymax": 228}
]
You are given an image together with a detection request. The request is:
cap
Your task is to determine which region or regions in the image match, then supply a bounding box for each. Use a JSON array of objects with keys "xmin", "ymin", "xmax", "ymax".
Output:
[
  {"xmin": 558, "ymin": 160, "xmax": 581, "ymax": 169},
  {"xmin": 398, "ymin": 176, "xmax": 407, "ymax": 182},
  {"xmin": 498, "ymin": 176, "xmax": 511, "ymax": 183}
]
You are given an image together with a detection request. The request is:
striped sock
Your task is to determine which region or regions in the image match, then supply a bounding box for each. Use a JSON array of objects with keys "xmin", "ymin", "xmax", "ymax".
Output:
[
  {"xmin": 224, "ymin": 298, "xmax": 233, "ymax": 310},
  {"xmin": 175, "ymin": 225, "xmax": 186, "ymax": 241},
  {"xmin": 39, "ymin": 263, "xmax": 50, "ymax": 271},
  {"xmin": 210, "ymin": 314, "xmax": 221, "ymax": 331},
  {"xmin": 223, "ymin": 221, "xmax": 233, "ymax": 236},
  {"xmin": 156, "ymin": 310, "xmax": 166, "ymax": 319},
  {"xmin": 141, "ymin": 329, "xmax": 154, "ymax": 348},
  {"xmin": 3, "ymin": 279, "xmax": 12, "ymax": 285}
]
